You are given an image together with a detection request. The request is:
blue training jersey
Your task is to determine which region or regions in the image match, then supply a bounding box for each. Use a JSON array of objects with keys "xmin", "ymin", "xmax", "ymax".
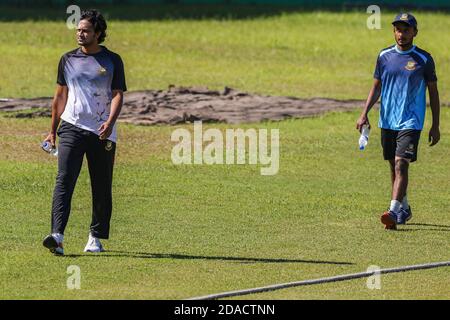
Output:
[{"xmin": 374, "ymin": 45, "xmax": 437, "ymax": 131}]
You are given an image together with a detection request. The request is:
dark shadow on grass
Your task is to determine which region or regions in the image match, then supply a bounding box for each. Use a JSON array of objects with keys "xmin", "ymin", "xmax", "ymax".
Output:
[
  {"xmin": 407, "ymin": 223, "xmax": 450, "ymax": 229},
  {"xmin": 1, "ymin": 4, "xmax": 449, "ymax": 22},
  {"xmin": 395, "ymin": 228, "xmax": 450, "ymax": 233},
  {"xmin": 63, "ymin": 250, "xmax": 354, "ymax": 265},
  {"xmin": 394, "ymin": 222, "xmax": 450, "ymax": 233}
]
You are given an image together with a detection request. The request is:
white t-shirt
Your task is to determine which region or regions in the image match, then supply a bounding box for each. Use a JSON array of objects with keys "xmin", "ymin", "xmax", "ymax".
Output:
[{"xmin": 57, "ymin": 46, "xmax": 126, "ymax": 142}]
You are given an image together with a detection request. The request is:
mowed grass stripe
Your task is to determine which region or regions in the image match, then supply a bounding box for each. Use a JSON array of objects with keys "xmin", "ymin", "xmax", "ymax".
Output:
[{"xmin": 0, "ymin": 108, "xmax": 449, "ymax": 299}]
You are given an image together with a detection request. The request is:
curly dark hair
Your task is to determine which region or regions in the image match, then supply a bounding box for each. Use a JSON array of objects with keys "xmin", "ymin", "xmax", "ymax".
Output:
[{"xmin": 80, "ymin": 9, "xmax": 107, "ymax": 44}]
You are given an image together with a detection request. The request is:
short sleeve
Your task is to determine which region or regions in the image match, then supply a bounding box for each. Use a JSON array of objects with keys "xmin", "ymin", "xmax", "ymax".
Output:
[
  {"xmin": 111, "ymin": 54, "xmax": 127, "ymax": 92},
  {"xmin": 373, "ymin": 55, "xmax": 382, "ymax": 80},
  {"xmin": 424, "ymin": 55, "xmax": 437, "ymax": 83},
  {"xmin": 56, "ymin": 55, "xmax": 67, "ymax": 86}
]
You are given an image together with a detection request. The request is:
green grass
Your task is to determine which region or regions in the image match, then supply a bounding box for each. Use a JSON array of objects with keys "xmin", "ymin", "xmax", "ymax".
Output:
[
  {"xmin": 0, "ymin": 7, "xmax": 449, "ymax": 300},
  {"xmin": 0, "ymin": 9, "xmax": 449, "ymax": 101},
  {"xmin": 1, "ymin": 108, "xmax": 449, "ymax": 299}
]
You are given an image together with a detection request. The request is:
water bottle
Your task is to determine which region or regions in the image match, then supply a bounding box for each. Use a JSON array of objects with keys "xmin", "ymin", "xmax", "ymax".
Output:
[
  {"xmin": 358, "ymin": 125, "xmax": 370, "ymax": 150},
  {"xmin": 41, "ymin": 141, "xmax": 58, "ymax": 157}
]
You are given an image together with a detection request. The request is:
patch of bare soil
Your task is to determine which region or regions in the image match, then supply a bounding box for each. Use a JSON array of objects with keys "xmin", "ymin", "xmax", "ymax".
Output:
[{"xmin": 0, "ymin": 86, "xmax": 368, "ymax": 125}]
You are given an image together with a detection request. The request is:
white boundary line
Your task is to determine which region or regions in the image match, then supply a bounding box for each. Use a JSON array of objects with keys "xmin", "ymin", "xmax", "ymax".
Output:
[{"xmin": 187, "ymin": 261, "xmax": 450, "ymax": 300}]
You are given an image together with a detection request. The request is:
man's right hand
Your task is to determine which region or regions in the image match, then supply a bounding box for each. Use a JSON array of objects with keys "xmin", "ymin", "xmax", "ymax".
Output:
[
  {"xmin": 44, "ymin": 133, "xmax": 56, "ymax": 147},
  {"xmin": 356, "ymin": 114, "xmax": 370, "ymax": 132}
]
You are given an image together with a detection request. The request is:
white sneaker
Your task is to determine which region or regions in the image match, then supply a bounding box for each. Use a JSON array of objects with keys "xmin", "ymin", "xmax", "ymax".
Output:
[
  {"xmin": 83, "ymin": 233, "xmax": 105, "ymax": 253},
  {"xmin": 43, "ymin": 233, "xmax": 64, "ymax": 256}
]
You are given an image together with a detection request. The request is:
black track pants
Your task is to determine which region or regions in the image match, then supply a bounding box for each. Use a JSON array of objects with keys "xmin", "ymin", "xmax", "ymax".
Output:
[{"xmin": 51, "ymin": 120, "xmax": 116, "ymax": 239}]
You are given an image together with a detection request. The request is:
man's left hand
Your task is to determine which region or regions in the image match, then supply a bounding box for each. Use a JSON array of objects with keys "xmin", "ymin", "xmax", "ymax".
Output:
[
  {"xmin": 99, "ymin": 122, "xmax": 113, "ymax": 140},
  {"xmin": 429, "ymin": 126, "xmax": 440, "ymax": 146}
]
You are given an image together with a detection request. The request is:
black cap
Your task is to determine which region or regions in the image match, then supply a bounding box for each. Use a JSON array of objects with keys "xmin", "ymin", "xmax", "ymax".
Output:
[{"xmin": 392, "ymin": 13, "xmax": 418, "ymax": 28}]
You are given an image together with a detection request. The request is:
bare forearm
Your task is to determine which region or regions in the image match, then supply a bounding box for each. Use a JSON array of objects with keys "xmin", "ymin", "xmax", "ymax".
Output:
[
  {"xmin": 356, "ymin": 80, "xmax": 381, "ymax": 130},
  {"xmin": 427, "ymin": 82, "xmax": 440, "ymax": 128},
  {"xmin": 427, "ymin": 82, "xmax": 441, "ymax": 146},
  {"xmin": 107, "ymin": 92, "xmax": 123, "ymax": 125},
  {"xmin": 362, "ymin": 84, "xmax": 381, "ymax": 116},
  {"xmin": 429, "ymin": 89, "xmax": 440, "ymax": 128},
  {"xmin": 50, "ymin": 96, "xmax": 67, "ymax": 134}
]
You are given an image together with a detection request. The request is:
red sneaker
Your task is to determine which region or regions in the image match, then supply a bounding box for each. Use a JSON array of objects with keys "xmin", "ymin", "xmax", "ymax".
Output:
[{"xmin": 381, "ymin": 211, "xmax": 397, "ymax": 230}]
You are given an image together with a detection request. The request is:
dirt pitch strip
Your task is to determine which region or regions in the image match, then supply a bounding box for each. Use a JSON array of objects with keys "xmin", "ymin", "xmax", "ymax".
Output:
[{"xmin": 0, "ymin": 86, "xmax": 371, "ymax": 125}]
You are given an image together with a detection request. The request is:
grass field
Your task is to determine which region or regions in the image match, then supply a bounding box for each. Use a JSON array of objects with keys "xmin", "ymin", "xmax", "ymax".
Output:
[
  {"xmin": 0, "ymin": 6, "xmax": 449, "ymax": 300},
  {"xmin": 0, "ymin": 108, "xmax": 449, "ymax": 299},
  {"xmin": 0, "ymin": 7, "xmax": 449, "ymax": 101}
]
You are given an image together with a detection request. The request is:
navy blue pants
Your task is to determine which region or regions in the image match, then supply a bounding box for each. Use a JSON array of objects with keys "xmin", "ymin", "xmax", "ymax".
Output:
[{"xmin": 51, "ymin": 120, "xmax": 116, "ymax": 239}]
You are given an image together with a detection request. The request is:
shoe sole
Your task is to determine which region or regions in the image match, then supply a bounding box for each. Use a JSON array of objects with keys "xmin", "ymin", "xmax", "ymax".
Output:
[
  {"xmin": 42, "ymin": 235, "xmax": 63, "ymax": 256},
  {"xmin": 84, "ymin": 248, "xmax": 105, "ymax": 253},
  {"xmin": 381, "ymin": 214, "xmax": 397, "ymax": 230}
]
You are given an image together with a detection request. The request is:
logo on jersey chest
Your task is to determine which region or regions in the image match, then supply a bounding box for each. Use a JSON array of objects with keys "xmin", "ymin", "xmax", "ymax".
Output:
[
  {"xmin": 405, "ymin": 61, "xmax": 417, "ymax": 71},
  {"xmin": 98, "ymin": 67, "xmax": 107, "ymax": 75}
]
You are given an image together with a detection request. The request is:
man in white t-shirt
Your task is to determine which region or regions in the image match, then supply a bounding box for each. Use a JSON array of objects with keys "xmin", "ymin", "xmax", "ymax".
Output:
[{"xmin": 42, "ymin": 9, "xmax": 126, "ymax": 255}]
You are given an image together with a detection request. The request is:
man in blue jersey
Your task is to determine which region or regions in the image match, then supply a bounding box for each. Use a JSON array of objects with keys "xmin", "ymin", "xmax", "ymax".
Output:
[
  {"xmin": 42, "ymin": 9, "xmax": 127, "ymax": 254},
  {"xmin": 356, "ymin": 13, "xmax": 440, "ymax": 230}
]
